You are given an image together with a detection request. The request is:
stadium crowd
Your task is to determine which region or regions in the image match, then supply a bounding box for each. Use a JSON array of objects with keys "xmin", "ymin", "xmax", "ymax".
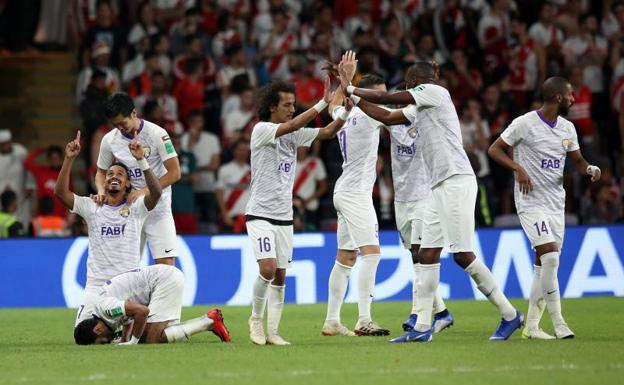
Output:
[{"xmin": 1, "ymin": 0, "xmax": 624, "ymax": 237}]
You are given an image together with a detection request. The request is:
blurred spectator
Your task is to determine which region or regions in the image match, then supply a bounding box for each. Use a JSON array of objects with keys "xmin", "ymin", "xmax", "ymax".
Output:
[
  {"xmin": 216, "ymin": 140, "xmax": 251, "ymax": 233},
  {"xmin": 75, "ymin": 41, "xmax": 121, "ymax": 104},
  {"xmin": 582, "ymin": 181, "xmax": 621, "ymax": 225},
  {"xmin": 127, "ymin": 2, "xmax": 159, "ymax": 51},
  {"xmin": 79, "ymin": 69, "xmax": 109, "ymax": 164},
  {"xmin": 127, "ymin": 50, "xmax": 162, "ymax": 98},
  {"xmin": 173, "ymin": 57, "xmax": 205, "ymax": 123},
  {"xmin": 121, "ymin": 35, "xmax": 152, "ymax": 83},
  {"xmin": 172, "ymin": 34, "xmax": 217, "ymax": 83},
  {"xmin": 567, "ymin": 65, "xmax": 595, "ymax": 147},
  {"xmin": 135, "ymin": 70, "xmax": 178, "ymax": 121},
  {"xmin": 289, "ymin": 53, "xmax": 324, "ymax": 111},
  {"xmin": 151, "ymin": 33, "xmax": 172, "ymax": 77},
  {"xmin": 168, "ymin": 7, "xmax": 206, "ymax": 57},
  {"xmin": 258, "ymin": 6, "xmax": 299, "ymax": 80},
  {"xmin": 300, "ymin": 3, "xmax": 350, "ymax": 59},
  {"xmin": 377, "ymin": 14, "xmax": 415, "ymax": 84},
  {"xmin": 413, "ymin": 34, "xmax": 445, "ymax": 65},
  {"xmin": 344, "ymin": 1, "xmax": 374, "ymax": 37},
  {"xmin": 0, "ymin": 130, "xmax": 35, "ymax": 227},
  {"xmin": 563, "ymin": 14, "xmax": 608, "ymax": 96},
  {"xmin": 481, "ymin": 82, "xmax": 516, "ymax": 136},
  {"xmin": 216, "ymin": 43, "xmax": 257, "ymax": 96},
  {"xmin": 602, "ymin": 0, "xmax": 624, "ymax": 40},
  {"xmin": 30, "ymin": 196, "xmax": 69, "ymax": 237},
  {"xmin": 23, "ymin": 145, "xmax": 68, "ymax": 218},
  {"xmin": 222, "ymin": 87, "xmax": 256, "ymax": 146},
  {"xmin": 181, "ymin": 111, "xmax": 221, "ymax": 232},
  {"xmin": 373, "ymin": 155, "xmax": 394, "ymax": 228},
  {"xmin": 528, "ymin": 2, "xmax": 564, "ymax": 53},
  {"xmin": 447, "ymin": 49, "xmax": 483, "ymax": 103},
  {"xmin": 460, "ymin": 99, "xmax": 491, "ymax": 178},
  {"xmin": 294, "ymin": 146, "xmax": 328, "ymax": 231},
  {"xmin": 80, "ymin": 0, "xmax": 127, "ymax": 69},
  {"xmin": 0, "ymin": 190, "xmax": 24, "ymax": 238},
  {"xmin": 508, "ymin": 14, "xmax": 546, "ymax": 110},
  {"xmin": 143, "ymin": 100, "xmax": 182, "ymax": 134},
  {"xmin": 477, "ymin": 0, "xmax": 511, "ymax": 73},
  {"xmin": 211, "ymin": 10, "xmax": 243, "ymax": 60},
  {"xmin": 170, "ymin": 129, "xmax": 198, "ymax": 234}
]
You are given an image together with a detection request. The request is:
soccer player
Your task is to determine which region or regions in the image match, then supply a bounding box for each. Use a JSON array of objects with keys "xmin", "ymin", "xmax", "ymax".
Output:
[
  {"xmin": 385, "ymin": 102, "xmax": 455, "ymax": 336},
  {"xmin": 55, "ymin": 131, "xmax": 162, "ymax": 326},
  {"xmin": 246, "ymin": 77, "xmax": 353, "ymax": 345},
  {"xmin": 95, "ymin": 92, "xmax": 181, "ymax": 266},
  {"xmin": 321, "ymin": 73, "xmax": 390, "ymax": 337},
  {"xmin": 338, "ymin": 51, "xmax": 522, "ymax": 342},
  {"xmin": 73, "ymin": 264, "xmax": 230, "ymax": 345},
  {"xmin": 488, "ymin": 77, "xmax": 601, "ymax": 339}
]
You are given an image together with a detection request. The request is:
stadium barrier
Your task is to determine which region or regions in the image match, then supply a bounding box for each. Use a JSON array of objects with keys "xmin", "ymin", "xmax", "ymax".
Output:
[{"xmin": 1, "ymin": 226, "xmax": 623, "ymax": 308}]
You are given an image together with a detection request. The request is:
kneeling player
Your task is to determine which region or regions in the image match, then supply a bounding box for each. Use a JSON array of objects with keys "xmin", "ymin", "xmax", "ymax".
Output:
[{"xmin": 73, "ymin": 264, "xmax": 230, "ymax": 345}]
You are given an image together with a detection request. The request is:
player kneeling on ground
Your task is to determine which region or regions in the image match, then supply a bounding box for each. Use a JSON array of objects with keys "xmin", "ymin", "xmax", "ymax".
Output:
[{"xmin": 74, "ymin": 264, "xmax": 230, "ymax": 345}]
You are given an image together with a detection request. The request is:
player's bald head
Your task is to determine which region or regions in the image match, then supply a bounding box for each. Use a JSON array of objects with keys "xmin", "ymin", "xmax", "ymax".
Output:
[
  {"xmin": 405, "ymin": 62, "xmax": 439, "ymax": 88},
  {"xmin": 542, "ymin": 77, "xmax": 570, "ymax": 103}
]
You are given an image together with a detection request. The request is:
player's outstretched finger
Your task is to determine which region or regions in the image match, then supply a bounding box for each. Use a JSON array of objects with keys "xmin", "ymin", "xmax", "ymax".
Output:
[{"xmin": 76, "ymin": 130, "xmax": 81, "ymax": 142}]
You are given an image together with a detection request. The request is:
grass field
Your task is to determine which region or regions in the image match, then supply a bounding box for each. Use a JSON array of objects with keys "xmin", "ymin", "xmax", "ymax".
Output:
[{"xmin": 1, "ymin": 297, "xmax": 623, "ymax": 385}]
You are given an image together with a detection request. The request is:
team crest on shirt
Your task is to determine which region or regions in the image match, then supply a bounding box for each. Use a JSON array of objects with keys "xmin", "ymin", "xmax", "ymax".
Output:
[
  {"xmin": 408, "ymin": 126, "xmax": 418, "ymax": 138},
  {"xmin": 142, "ymin": 146, "xmax": 151, "ymax": 158},
  {"xmin": 562, "ymin": 139, "xmax": 571, "ymax": 150},
  {"xmin": 119, "ymin": 208, "xmax": 130, "ymax": 218}
]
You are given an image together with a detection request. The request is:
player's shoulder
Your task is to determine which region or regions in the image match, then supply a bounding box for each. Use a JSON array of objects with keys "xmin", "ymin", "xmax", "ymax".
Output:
[
  {"xmin": 556, "ymin": 115, "xmax": 575, "ymax": 130},
  {"xmin": 141, "ymin": 119, "xmax": 168, "ymax": 136},
  {"xmin": 252, "ymin": 121, "xmax": 278, "ymax": 131},
  {"xmin": 101, "ymin": 128, "xmax": 119, "ymax": 141}
]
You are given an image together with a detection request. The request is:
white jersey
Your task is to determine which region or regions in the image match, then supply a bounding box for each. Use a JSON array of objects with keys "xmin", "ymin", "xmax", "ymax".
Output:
[
  {"xmin": 402, "ymin": 84, "xmax": 474, "ymax": 187},
  {"xmin": 331, "ymin": 106, "xmax": 382, "ymax": 193},
  {"xmin": 387, "ymin": 121, "xmax": 431, "ymax": 202},
  {"xmin": 246, "ymin": 122, "xmax": 319, "ymax": 221},
  {"xmin": 94, "ymin": 265, "xmax": 179, "ymax": 330},
  {"xmin": 97, "ymin": 119, "xmax": 177, "ymax": 214},
  {"xmin": 501, "ymin": 111, "xmax": 580, "ymax": 214},
  {"xmin": 216, "ymin": 161, "xmax": 251, "ymax": 217},
  {"xmin": 71, "ymin": 195, "xmax": 149, "ymax": 288}
]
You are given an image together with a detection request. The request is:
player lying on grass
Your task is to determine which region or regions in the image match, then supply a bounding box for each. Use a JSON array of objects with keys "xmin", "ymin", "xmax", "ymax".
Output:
[
  {"xmin": 337, "ymin": 51, "xmax": 522, "ymax": 342},
  {"xmin": 55, "ymin": 131, "xmax": 162, "ymax": 327},
  {"xmin": 74, "ymin": 264, "xmax": 230, "ymax": 345},
  {"xmin": 488, "ymin": 77, "xmax": 601, "ymax": 339},
  {"xmin": 245, "ymin": 76, "xmax": 353, "ymax": 345}
]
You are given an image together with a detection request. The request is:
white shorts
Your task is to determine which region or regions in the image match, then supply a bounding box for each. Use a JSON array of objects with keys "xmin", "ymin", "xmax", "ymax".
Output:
[
  {"xmin": 246, "ymin": 219, "xmax": 293, "ymax": 269},
  {"xmin": 142, "ymin": 208, "xmax": 178, "ymax": 260},
  {"xmin": 519, "ymin": 211, "xmax": 565, "ymax": 249},
  {"xmin": 147, "ymin": 267, "xmax": 184, "ymax": 324},
  {"xmin": 333, "ymin": 192, "xmax": 379, "ymax": 251},
  {"xmin": 75, "ymin": 285, "xmax": 101, "ymax": 326},
  {"xmin": 421, "ymin": 174, "xmax": 477, "ymax": 253},
  {"xmin": 395, "ymin": 197, "xmax": 434, "ymax": 249}
]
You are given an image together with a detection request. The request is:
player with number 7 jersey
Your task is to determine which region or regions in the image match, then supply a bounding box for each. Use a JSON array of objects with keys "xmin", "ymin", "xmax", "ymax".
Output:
[
  {"xmin": 489, "ymin": 77, "xmax": 601, "ymax": 340},
  {"xmin": 245, "ymin": 78, "xmax": 353, "ymax": 346}
]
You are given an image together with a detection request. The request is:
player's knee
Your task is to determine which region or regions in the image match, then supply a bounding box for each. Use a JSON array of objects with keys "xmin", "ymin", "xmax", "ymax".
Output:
[
  {"xmin": 452, "ymin": 252, "xmax": 475, "ymax": 269},
  {"xmin": 536, "ymin": 243, "xmax": 558, "ymax": 256},
  {"xmin": 258, "ymin": 262, "xmax": 277, "ymax": 281}
]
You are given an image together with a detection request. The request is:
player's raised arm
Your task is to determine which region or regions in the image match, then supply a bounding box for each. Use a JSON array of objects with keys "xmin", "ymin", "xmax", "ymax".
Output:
[
  {"xmin": 339, "ymin": 50, "xmax": 414, "ymax": 105},
  {"xmin": 274, "ymin": 75, "xmax": 334, "ymax": 138},
  {"xmin": 317, "ymin": 98, "xmax": 354, "ymax": 140},
  {"xmin": 55, "ymin": 131, "xmax": 81, "ymax": 210},
  {"xmin": 128, "ymin": 138, "xmax": 162, "ymax": 210},
  {"xmin": 567, "ymin": 150, "xmax": 601, "ymax": 182},
  {"xmin": 488, "ymin": 137, "xmax": 533, "ymax": 194},
  {"xmin": 117, "ymin": 301, "xmax": 149, "ymax": 345}
]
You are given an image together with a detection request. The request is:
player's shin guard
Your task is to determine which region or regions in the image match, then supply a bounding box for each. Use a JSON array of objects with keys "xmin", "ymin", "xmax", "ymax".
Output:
[
  {"xmin": 526, "ymin": 265, "xmax": 545, "ymax": 329},
  {"xmin": 164, "ymin": 316, "xmax": 214, "ymax": 343},
  {"xmin": 465, "ymin": 259, "xmax": 516, "ymax": 321},
  {"xmin": 267, "ymin": 284, "xmax": 285, "ymax": 336},
  {"xmin": 326, "ymin": 261, "xmax": 352, "ymax": 322},
  {"xmin": 411, "ymin": 263, "xmax": 420, "ymax": 314},
  {"xmin": 252, "ymin": 274, "xmax": 271, "ymax": 319},
  {"xmin": 414, "ymin": 263, "xmax": 439, "ymax": 332},
  {"xmin": 358, "ymin": 254, "xmax": 381, "ymax": 322},
  {"xmin": 540, "ymin": 252, "xmax": 565, "ymax": 326}
]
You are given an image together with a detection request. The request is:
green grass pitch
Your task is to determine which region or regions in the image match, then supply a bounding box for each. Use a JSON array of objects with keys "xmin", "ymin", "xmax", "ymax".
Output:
[{"xmin": 1, "ymin": 297, "xmax": 622, "ymax": 385}]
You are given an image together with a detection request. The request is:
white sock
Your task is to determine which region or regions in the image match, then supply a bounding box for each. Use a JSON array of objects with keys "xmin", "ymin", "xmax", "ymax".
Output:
[
  {"xmin": 465, "ymin": 259, "xmax": 516, "ymax": 321},
  {"xmin": 251, "ymin": 274, "xmax": 271, "ymax": 319},
  {"xmin": 410, "ymin": 263, "xmax": 420, "ymax": 314},
  {"xmin": 357, "ymin": 253, "xmax": 381, "ymax": 322},
  {"xmin": 325, "ymin": 261, "xmax": 352, "ymax": 322},
  {"xmin": 164, "ymin": 316, "xmax": 214, "ymax": 343},
  {"xmin": 267, "ymin": 284, "xmax": 285, "ymax": 336},
  {"xmin": 414, "ymin": 263, "xmax": 439, "ymax": 332},
  {"xmin": 526, "ymin": 265, "xmax": 545, "ymax": 329},
  {"xmin": 540, "ymin": 252, "xmax": 565, "ymax": 326},
  {"xmin": 432, "ymin": 288, "xmax": 447, "ymax": 315}
]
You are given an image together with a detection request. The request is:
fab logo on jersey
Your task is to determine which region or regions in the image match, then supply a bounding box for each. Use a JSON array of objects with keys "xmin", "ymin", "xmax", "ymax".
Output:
[
  {"xmin": 101, "ymin": 224, "xmax": 126, "ymax": 237},
  {"xmin": 541, "ymin": 159, "xmax": 561, "ymax": 169}
]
